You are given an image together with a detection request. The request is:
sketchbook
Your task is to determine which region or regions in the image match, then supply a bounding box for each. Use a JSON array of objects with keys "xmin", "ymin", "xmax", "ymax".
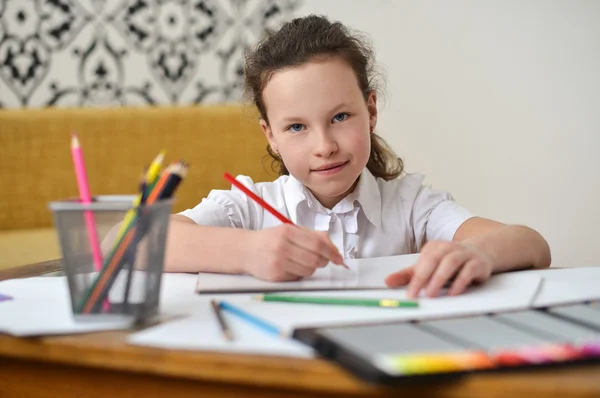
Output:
[{"xmin": 195, "ymin": 254, "xmax": 420, "ymax": 294}]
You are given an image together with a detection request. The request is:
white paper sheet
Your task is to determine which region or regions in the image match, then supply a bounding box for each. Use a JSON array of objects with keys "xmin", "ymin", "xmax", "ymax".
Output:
[
  {"xmin": 126, "ymin": 271, "xmax": 544, "ymax": 356},
  {"xmin": 532, "ymin": 280, "xmax": 600, "ymax": 307},
  {"xmin": 194, "ymin": 272, "xmax": 543, "ymax": 334},
  {"xmin": 194, "ymin": 254, "xmax": 419, "ymax": 294},
  {"xmin": 4, "ymin": 263, "xmax": 600, "ymax": 361},
  {"xmin": 0, "ymin": 277, "xmax": 133, "ymax": 336},
  {"xmin": 511, "ymin": 267, "xmax": 600, "ymax": 307},
  {"xmin": 128, "ymin": 312, "xmax": 314, "ymax": 358}
]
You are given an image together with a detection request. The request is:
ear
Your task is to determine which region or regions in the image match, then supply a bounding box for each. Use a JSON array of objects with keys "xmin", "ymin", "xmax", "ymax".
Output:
[
  {"xmin": 367, "ymin": 91, "xmax": 378, "ymax": 134},
  {"xmin": 259, "ymin": 119, "xmax": 278, "ymax": 153}
]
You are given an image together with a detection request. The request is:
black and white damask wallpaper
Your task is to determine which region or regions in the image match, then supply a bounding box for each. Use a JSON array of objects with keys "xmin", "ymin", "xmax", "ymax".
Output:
[{"xmin": 0, "ymin": 0, "xmax": 301, "ymax": 108}]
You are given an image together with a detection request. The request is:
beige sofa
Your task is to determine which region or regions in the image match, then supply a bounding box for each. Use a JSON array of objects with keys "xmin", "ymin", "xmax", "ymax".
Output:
[{"xmin": 0, "ymin": 105, "xmax": 274, "ymax": 269}]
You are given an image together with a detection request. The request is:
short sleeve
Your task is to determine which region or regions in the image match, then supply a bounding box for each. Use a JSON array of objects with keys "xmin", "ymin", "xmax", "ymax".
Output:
[
  {"xmin": 177, "ymin": 175, "xmax": 261, "ymax": 229},
  {"xmin": 411, "ymin": 183, "xmax": 474, "ymax": 250}
]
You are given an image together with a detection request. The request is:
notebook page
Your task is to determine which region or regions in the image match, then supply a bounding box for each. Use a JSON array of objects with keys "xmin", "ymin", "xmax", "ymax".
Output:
[{"xmin": 195, "ymin": 254, "xmax": 419, "ymax": 294}]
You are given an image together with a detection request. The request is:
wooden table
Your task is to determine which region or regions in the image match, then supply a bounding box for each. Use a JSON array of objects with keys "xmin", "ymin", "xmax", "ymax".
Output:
[{"xmin": 1, "ymin": 261, "xmax": 599, "ymax": 398}]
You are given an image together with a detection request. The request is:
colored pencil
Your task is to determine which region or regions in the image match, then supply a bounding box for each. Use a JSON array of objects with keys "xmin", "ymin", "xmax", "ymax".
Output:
[
  {"xmin": 146, "ymin": 162, "xmax": 188, "ymax": 204},
  {"xmin": 224, "ymin": 172, "xmax": 291, "ymax": 225},
  {"xmin": 71, "ymin": 134, "xmax": 103, "ymax": 273},
  {"xmin": 156, "ymin": 161, "xmax": 188, "ymax": 200},
  {"xmin": 211, "ymin": 300, "xmax": 233, "ymax": 341},
  {"xmin": 116, "ymin": 150, "xmax": 165, "ymax": 240},
  {"xmin": 219, "ymin": 300, "xmax": 285, "ymax": 337},
  {"xmin": 71, "ymin": 134, "xmax": 109, "ymax": 312},
  {"xmin": 79, "ymin": 161, "xmax": 189, "ymax": 313},
  {"xmin": 255, "ymin": 294, "xmax": 419, "ymax": 308},
  {"xmin": 122, "ymin": 175, "xmax": 150, "ymax": 307},
  {"xmin": 223, "ymin": 172, "xmax": 348, "ymax": 269},
  {"xmin": 0, "ymin": 293, "xmax": 13, "ymax": 302},
  {"xmin": 81, "ymin": 223, "xmax": 139, "ymax": 313}
]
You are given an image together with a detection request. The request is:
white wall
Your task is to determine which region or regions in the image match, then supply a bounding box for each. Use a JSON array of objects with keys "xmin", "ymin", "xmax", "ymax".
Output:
[{"xmin": 296, "ymin": 0, "xmax": 600, "ymax": 267}]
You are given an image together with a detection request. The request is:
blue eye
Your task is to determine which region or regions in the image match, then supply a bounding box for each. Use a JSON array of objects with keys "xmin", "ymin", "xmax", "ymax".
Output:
[
  {"xmin": 333, "ymin": 112, "xmax": 349, "ymax": 123},
  {"xmin": 288, "ymin": 123, "xmax": 305, "ymax": 132}
]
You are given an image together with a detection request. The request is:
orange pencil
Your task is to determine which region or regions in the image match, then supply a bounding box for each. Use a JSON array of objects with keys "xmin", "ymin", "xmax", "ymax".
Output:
[
  {"xmin": 146, "ymin": 162, "xmax": 188, "ymax": 204},
  {"xmin": 81, "ymin": 162, "xmax": 189, "ymax": 313}
]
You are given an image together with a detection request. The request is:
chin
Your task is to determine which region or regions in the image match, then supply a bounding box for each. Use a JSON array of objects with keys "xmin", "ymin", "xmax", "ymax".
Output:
[{"xmin": 314, "ymin": 180, "xmax": 357, "ymax": 200}]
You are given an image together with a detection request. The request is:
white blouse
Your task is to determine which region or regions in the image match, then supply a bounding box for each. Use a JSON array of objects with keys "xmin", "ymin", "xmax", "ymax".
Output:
[{"xmin": 179, "ymin": 169, "xmax": 474, "ymax": 259}]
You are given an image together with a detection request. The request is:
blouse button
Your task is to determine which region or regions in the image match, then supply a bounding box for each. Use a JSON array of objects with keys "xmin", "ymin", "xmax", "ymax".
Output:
[{"xmin": 347, "ymin": 247, "xmax": 357, "ymax": 259}]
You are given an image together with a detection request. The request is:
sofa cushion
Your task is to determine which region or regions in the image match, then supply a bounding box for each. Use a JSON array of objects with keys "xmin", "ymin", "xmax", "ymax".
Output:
[
  {"xmin": 0, "ymin": 228, "xmax": 60, "ymax": 269},
  {"xmin": 0, "ymin": 105, "xmax": 275, "ymax": 232}
]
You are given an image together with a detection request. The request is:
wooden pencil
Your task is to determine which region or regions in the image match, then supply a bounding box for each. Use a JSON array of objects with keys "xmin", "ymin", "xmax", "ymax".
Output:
[
  {"xmin": 146, "ymin": 162, "xmax": 188, "ymax": 204},
  {"xmin": 223, "ymin": 172, "xmax": 348, "ymax": 269},
  {"xmin": 211, "ymin": 300, "xmax": 233, "ymax": 341},
  {"xmin": 116, "ymin": 150, "xmax": 165, "ymax": 240},
  {"xmin": 219, "ymin": 300, "xmax": 285, "ymax": 337},
  {"xmin": 79, "ymin": 161, "xmax": 189, "ymax": 313},
  {"xmin": 255, "ymin": 294, "xmax": 419, "ymax": 308}
]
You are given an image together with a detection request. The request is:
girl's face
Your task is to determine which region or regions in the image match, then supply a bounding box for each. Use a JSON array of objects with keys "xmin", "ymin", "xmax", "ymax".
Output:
[{"xmin": 260, "ymin": 57, "xmax": 377, "ymax": 209}]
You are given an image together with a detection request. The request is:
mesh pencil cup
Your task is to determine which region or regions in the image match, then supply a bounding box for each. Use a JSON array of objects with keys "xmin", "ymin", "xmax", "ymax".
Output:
[{"xmin": 49, "ymin": 195, "xmax": 172, "ymax": 323}]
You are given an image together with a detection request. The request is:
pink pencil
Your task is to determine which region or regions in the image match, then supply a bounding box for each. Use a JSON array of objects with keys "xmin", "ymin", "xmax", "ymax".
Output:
[{"xmin": 71, "ymin": 134, "xmax": 104, "ymax": 274}]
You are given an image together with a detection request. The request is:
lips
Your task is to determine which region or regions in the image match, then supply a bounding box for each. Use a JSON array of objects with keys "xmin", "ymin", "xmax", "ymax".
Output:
[
  {"xmin": 312, "ymin": 161, "xmax": 348, "ymax": 172},
  {"xmin": 312, "ymin": 161, "xmax": 349, "ymax": 175}
]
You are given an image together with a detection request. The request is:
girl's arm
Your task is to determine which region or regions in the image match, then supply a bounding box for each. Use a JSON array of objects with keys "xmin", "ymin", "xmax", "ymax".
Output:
[
  {"xmin": 163, "ymin": 215, "xmax": 252, "ymax": 274},
  {"xmin": 453, "ymin": 217, "xmax": 551, "ymax": 273},
  {"xmin": 164, "ymin": 215, "xmax": 344, "ymax": 279},
  {"xmin": 386, "ymin": 217, "xmax": 551, "ymax": 298}
]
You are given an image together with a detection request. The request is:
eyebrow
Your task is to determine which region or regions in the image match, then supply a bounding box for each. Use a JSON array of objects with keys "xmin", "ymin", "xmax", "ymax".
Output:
[{"xmin": 279, "ymin": 103, "xmax": 351, "ymax": 124}]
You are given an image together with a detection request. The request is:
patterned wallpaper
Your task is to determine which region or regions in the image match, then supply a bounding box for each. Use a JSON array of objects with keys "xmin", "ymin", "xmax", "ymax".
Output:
[{"xmin": 0, "ymin": 0, "xmax": 301, "ymax": 108}]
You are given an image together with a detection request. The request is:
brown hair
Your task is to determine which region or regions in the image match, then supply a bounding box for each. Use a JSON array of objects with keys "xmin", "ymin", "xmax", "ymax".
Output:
[{"xmin": 244, "ymin": 14, "xmax": 403, "ymax": 180}]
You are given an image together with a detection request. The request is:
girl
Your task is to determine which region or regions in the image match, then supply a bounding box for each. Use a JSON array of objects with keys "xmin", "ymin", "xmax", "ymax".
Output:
[{"xmin": 166, "ymin": 15, "xmax": 551, "ymax": 298}]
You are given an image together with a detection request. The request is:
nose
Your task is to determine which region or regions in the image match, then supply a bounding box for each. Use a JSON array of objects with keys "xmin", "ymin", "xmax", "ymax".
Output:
[{"xmin": 312, "ymin": 128, "xmax": 338, "ymax": 158}]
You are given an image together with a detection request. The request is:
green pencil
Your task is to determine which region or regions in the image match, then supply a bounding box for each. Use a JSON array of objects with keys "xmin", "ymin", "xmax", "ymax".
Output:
[{"xmin": 255, "ymin": 294, "xmax": 419, "ymax": 308}]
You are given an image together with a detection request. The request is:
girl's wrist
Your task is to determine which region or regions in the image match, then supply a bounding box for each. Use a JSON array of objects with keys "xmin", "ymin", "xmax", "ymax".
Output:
[
  {"xmin": 459, "ymin": 239, "xmax": 501, "ymax": 273},
  {"xmin": 237, "ymin": 229, "xmax": 258, "ymax": 275}
]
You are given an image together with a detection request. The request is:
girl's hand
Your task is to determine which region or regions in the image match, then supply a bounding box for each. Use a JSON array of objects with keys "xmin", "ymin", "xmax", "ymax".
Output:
[
  {"xmin": 384, "ymin": 241, "xmax": 493, "ymax": 298},
  {"xmin": 244, "ymin": 224, "xmax": 344, "ymax": 282}
]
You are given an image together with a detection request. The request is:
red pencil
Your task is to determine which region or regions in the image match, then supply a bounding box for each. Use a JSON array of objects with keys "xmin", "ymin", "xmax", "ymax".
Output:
[
  {"xmin": 224, "ymin": 173, "xmax": 291, "ymax": 225},
  {"xmin": 223, "ymin": 172, "xmax": 348, "ymax": 269}
]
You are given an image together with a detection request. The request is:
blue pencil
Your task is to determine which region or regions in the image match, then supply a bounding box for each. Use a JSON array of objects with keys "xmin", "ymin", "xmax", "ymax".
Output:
[{"xmin": 218, "ymin": 300, "xmax": 285, "ymax": 337}]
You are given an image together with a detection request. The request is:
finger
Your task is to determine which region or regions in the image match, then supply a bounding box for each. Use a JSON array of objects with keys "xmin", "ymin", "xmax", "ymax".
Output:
[
  {"xmin": 448, "ymin": 260, "xmax": 481, "ymax": 296},
  {"xmin": 284, "ymin": 258, "xmax": 319, "ymax": 278},
  {"xmin": 407, "ymin": 243, "xmax": 455, "ymax": 298},
  {"xmin": 284, "ymin": 242, "xmax": 329, "ymax": 270},
  {"xmin": 260, "ymin": 268, "xmax": 301, "ymax": 282},
  {"xmin": 316, "ymin": 231, "xmax": 345, "ymax": 264},
  {"xmin": 290, "ymin": 228, "xmax": 342, "ymax": 264},
  {"xmin": 277, "ymin": 271, "xmax": 303, "ymax": 282},
  {"xmin": 384, "ymin": 265, "xmax": 415, "ymax": 288},
  {"xmin": 425, "ymin": 251, "xmax": 469, "ymax": 298}
]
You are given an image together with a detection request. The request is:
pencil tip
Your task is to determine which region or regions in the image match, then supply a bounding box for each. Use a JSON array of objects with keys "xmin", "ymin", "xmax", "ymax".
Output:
[
  {"xmin": 253, "ymin": 294, "xmax": 264, "ymax": 301},
  {"xmin": 71, "ymin": 133, "xmax": 80, "ymax": 147}
]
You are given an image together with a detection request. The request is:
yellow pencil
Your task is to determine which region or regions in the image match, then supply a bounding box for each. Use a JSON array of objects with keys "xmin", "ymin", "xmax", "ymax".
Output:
[{"xmin": 115, "ymin": 150, "xmax": 165, "ymax": 240}]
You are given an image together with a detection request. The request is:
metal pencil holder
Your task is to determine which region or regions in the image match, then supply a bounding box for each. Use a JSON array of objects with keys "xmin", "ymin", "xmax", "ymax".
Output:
[{"xmin": 49, "ymin": 195, "xmax": 172, "ymax": 323}]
